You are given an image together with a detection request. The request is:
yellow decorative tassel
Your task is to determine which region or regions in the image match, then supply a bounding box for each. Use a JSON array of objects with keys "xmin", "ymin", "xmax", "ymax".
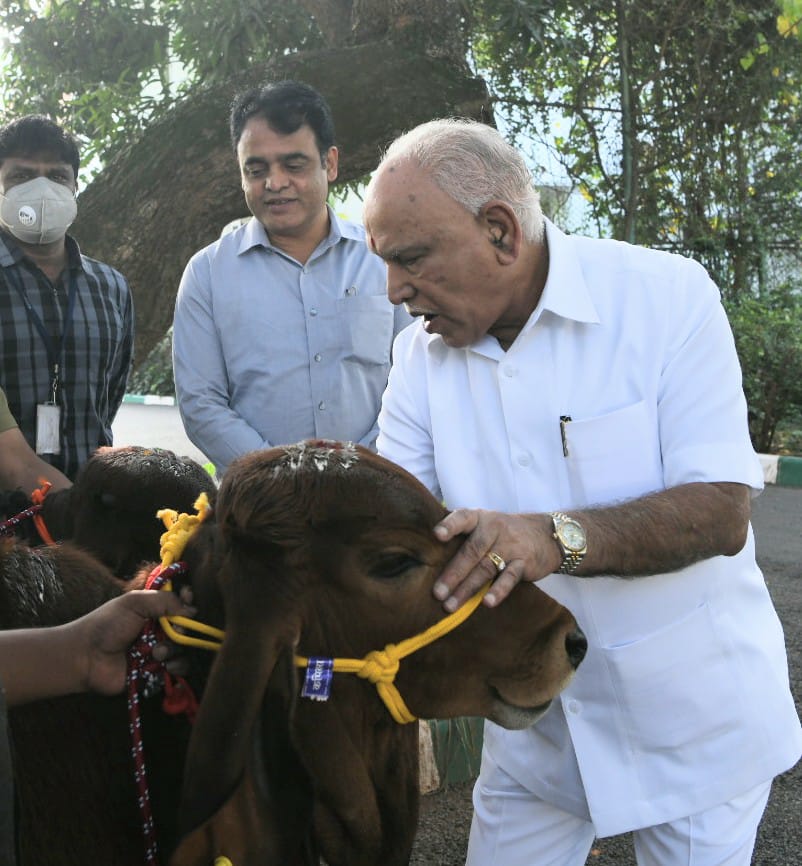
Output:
[{"xmin": 156, "ymin": 492, "xmax": 212, "ymax": 567}]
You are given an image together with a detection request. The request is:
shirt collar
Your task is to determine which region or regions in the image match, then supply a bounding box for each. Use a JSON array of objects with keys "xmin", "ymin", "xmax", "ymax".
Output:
[
  {"xmin": 528, "ymin": 218, "xmax": 600, "ymax": 328},
  {"xmin": 64, "ymin": 235, "xmax": 84, "ymax": 272},
  {"xmin": 0, "ymin": 229, "xmax": 84, "ymax": 274},
  {"xmin": 426, "ymin": 218, "xmax": 601, "ymax": 363},
  {"xmin": 237, "ymin": 204, "xmax": 358, "ymax": 260}
]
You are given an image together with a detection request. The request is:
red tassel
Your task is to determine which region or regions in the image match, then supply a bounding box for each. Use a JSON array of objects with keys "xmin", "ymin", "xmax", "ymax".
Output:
[{"xmin": 162, "ymin": 673, "xmax": 199, "ymax": 723}]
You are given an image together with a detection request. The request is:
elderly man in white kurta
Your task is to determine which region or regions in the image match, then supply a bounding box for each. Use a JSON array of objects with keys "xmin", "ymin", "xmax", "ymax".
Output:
[{"xmin": 364, "ymin": 119, "xmax": 802, "ymax": 866}]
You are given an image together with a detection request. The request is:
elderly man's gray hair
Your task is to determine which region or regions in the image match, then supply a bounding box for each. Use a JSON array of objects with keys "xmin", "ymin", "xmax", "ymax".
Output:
[{"xmin": 380, "ymin": 119, "xmax": 545, "ymax": 244}]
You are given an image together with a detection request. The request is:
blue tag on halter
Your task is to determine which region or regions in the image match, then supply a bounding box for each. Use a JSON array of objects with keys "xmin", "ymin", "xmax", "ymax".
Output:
[{"xmin": 301, "ymin": 657, "xmax": 334, "ymax": 701}]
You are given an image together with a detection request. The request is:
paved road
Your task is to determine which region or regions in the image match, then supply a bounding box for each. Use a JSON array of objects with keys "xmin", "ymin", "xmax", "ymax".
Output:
[
  {"xmin": 111, "ymin": 402, "xmax": 210, "ymax": 467},
  {"xmin": 749, "ymin": 486, "xmax": 802, "ymax": 865},
  {"xmin": 588, "ymin": 485, "xmax": 802, "ymax": 864}
]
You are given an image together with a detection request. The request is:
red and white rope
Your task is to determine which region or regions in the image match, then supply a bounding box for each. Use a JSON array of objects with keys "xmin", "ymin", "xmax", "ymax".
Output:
[{"xmin": 125, "ymin": 561, "xmax": 190, "ymax": 866}]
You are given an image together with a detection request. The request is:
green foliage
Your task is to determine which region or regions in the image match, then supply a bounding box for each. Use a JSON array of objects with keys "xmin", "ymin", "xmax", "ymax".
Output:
[
  {"xmin": 726, "ymin": 286, "xmax": 802, "ymax": 453},
  {"xmin": 774, "ymin": 415, "xmax": 802, "ymax": 455},
  {"xmin": 0, "ymin": 0, "xmax": 323, "ymax": 175},
  {"xmin": 3, "ymin": 0, "xmax": 801, "ymax": 452},
  {"xmin": 468, "ymin": 0, "xmax": 802, "ymax": 296},
  {"xmin": 743, "ymin": 0, "xmax": 802, "ymax": 67},
  {"xmin": 465, "ymin": 0, "xmax": 802, "ymax": 452},
  {"xmin": 0, "ymin": 0, "xmax": 173, "ymax": 168},
  {"xmin": 127, "ymin": 328, "xmax": 175, "ymax": 398},
  {"xmin": 161, "ymin": 0, "xmax": 323, "ymax": 86},
  {"xmin": 428, "ymin": 717, "xmax": 484, "ymax": 787}
]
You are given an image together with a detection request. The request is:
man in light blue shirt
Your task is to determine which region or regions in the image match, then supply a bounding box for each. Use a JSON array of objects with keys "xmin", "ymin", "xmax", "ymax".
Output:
[{"xmin": 173, "ymin": 80, "xmax": 410, "ymax": 476}]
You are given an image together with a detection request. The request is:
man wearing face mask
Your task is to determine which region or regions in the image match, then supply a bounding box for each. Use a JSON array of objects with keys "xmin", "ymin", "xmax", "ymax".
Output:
[{"xmin": 0, "ymin": 115, "xmax": 133, "ymax": 480}]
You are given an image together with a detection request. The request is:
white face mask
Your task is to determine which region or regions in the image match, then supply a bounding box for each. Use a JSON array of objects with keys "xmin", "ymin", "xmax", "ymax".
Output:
[{"xmin": 0, "ymin": 175, "xmax": 77, "ymax": 245}]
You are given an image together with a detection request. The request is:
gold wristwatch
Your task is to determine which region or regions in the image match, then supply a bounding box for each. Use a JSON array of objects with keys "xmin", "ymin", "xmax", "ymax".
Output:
[{"xmin": 550, "ymin": 512, "xmax": 587, "ymax": 575}]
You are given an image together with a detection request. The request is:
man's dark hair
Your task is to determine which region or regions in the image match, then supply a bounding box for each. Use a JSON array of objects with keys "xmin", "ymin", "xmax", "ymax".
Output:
[
  {"xmin": 229, "ymin": 80, "xmax": 336, "ymax": 161},
  {"xmin": 0, "ymin": 115, "xmax": 80, "ymax": 179}
]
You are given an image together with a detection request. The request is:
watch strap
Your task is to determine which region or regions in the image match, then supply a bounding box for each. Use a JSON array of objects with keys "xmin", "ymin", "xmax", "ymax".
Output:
[{"xmin": 550, "ymin": 511, "xmax": 587, "ymax": 575}]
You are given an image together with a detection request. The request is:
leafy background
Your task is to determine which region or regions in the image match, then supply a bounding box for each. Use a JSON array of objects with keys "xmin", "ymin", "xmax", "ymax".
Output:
[{"xmin": 2, "ymin": 0, "xmax": 800, "ymax": 453}]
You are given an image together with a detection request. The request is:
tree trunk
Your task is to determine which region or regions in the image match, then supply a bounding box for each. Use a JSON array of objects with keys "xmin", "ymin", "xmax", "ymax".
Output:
[
  {"xmin": 616, "ymin": 0, "xmax": 637, "ymax": 245},
  {"xmin": 72, "ymin": 42, "xmax": 493, "ymax": 367}
]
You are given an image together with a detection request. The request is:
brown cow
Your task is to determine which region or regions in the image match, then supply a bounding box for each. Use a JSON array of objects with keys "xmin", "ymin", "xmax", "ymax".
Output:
[
  {"xmin": 0, "ymin": 445, "xmax": 217, "ymax": 576},
  {"xmin": 170, "ymin": 441, "xmax": 586, "ymax": 866},
  {"xmin": 3, "ymin": 446, "xmax": 216, "ymax": 866},
  {"xmin": 3, "ymin": 540, "xmax": 192, "ymax": 866},
  {"xmin": 3, "ymin": 441, "xmax": 585, "ymax": 866}
]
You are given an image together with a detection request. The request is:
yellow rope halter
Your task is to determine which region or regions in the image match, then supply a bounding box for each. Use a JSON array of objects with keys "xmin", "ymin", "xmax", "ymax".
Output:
[
  {"xmin": 294, "ymin": 582, "xmax": 491, "ymax": 724},
  {"xmin": 153, "ymin": 492, "xmax": 226, "ymax": 651},
  {"xmin": 157, "ymin": 492, "xmax": 212, "ymax": 567},
  {"xmin": 150, "ymin": 496, "xmax": 491, "ymax": 725}
]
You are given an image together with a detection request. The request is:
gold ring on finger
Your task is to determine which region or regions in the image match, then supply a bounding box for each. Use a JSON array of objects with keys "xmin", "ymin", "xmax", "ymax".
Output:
[{"xmin": 486, "ymin": 551, "xmax": 507, "ymax": 573}]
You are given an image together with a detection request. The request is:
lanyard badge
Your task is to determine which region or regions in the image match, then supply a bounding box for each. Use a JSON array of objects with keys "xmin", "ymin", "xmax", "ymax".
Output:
[
  {"xmin": 36, "ymin": 362, "xmax": 60, "ymax": 454},
  {"xmin": 9, "ymin": 268, "xmax": 76, "ymax": 456}
]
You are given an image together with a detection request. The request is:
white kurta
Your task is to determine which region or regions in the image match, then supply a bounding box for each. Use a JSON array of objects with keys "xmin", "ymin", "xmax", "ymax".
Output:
[{"xmin": 377, "ymin": 220, "xmax": 802, "ymax": 837}]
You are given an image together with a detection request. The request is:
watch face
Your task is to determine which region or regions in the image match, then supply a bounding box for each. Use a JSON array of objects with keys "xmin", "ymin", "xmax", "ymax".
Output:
[{"xmin": 561, "ymin": 521, "xmax": 586, "ymax": 551}]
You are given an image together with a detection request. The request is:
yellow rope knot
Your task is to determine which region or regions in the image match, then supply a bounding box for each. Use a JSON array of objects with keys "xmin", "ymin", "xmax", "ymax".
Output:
[
  {"xmin": 157, "ymin": 492, "xmax": 212, "ymax": 567},
  {"xmin": 152, "ymin": 492, "xmax": 225, "ymax": 652},
  {"xmin": 358, "ymin": 647, "xmax": 401, "ymax": 684}
]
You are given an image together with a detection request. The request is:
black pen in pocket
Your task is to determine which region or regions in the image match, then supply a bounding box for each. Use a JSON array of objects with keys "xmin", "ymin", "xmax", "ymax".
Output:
[{"xmin": 559, "ymin": 415, "xmax": 572, "ymax": 457}]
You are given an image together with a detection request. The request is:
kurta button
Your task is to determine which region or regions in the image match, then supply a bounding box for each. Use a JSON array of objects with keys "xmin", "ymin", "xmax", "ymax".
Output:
[
  {"xmin": 503, "ymin": 364, "xmax": 517, "ymax": 377},
  {"xmin": 310, "ymin": 308, "xmax": 318, "ymax": 317},
  {"xmin": 318, "ymin": 401, "xmax": 326, "ymax": 410},
  {"xmin": 345, "ymin": 286, "xmax": 357, "ymax": 296},
  {"xmin": 517, "ymin": 453, "xmax": 531, "ymax": 467},
  {"xmin": 567, "ymin": 699, "xmax": 581, "ymax": 715},
  {"xmin": 314, "ymin": 353, "xmax": 322, "ymax": 362}
]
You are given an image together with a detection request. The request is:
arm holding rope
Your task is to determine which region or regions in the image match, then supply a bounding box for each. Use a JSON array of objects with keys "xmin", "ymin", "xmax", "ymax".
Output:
[{"xmin": 0, "ymin": 590, "xmax": 195, "ymax": 707}]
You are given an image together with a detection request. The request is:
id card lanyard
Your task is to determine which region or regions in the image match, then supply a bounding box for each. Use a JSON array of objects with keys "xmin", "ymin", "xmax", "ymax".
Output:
[{"xmin": 8, "ymin": 265, "xmax": 78, "ymax": 454}]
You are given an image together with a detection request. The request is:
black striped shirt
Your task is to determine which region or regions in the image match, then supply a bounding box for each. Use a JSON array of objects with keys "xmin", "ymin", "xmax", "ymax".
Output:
[{"xmin": 0, "ymin": 231, "xmax": 134, "ymax": 480}]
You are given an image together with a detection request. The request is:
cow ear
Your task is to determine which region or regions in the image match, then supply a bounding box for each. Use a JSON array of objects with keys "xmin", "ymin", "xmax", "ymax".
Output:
[
  {"xmin": 173, "ymin": 632, "xmax": 317, "ymax": 865},
  {"xmin": 176, "ymin": 614, "xmax": 279, "ymax": 840},
  {"xmin": 41, "ymin": 486, "xmax": 74, "ymax": 539},
  {"xmin": 169, "ymin": 769, "xmax": 284, "ymax": 866},
  {"xmin": 255, "ymin": 649, "xmax": 318, "ymax": 856},
  {"xmin": 176, "ymin": 542, "xmax": 304, "ymax": 844}
]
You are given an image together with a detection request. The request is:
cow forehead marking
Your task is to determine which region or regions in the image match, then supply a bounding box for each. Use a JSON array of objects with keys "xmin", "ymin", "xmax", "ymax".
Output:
[{"xmin": 272, "ymin": 441, "xmax": 360, "ymax": 476}]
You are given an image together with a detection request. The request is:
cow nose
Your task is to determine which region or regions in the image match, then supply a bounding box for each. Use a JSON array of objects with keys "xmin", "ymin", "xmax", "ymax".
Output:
[{"xmin": 565, "ymin": 628, "xmax": 588, "ymax": 668}]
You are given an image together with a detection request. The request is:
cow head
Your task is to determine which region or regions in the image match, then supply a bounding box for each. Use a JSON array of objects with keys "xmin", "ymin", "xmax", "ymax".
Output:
[
  {"xmin": 171, "ymin": 441, "xmax": 585, "ymax": 866},
  {"xmin": 57, "ymin": 446, "xmax": 217, "ymax": 579}
]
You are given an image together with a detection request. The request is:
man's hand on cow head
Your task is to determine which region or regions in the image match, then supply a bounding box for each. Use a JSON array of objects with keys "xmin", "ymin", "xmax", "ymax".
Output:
[{"xmin": 432, "ymin": 510, "xmax": 561, "ymax": 611}]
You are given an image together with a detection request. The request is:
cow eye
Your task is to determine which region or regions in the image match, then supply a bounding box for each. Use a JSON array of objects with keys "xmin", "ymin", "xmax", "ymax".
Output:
[{"xmin": 370, "ymin": 552, "xmax": 422, "ymax": 579}]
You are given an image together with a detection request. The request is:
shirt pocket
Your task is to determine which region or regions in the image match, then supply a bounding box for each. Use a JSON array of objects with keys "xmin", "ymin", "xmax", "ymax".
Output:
[
  {"xmin": 563, "ymin": 400, "xmax": 662, "ymax": 507},
  {"xmin": 337, "ymin": 295, "xmax": 394, "ymax": 366},
  {"xmin": 602, "ymin": 601, "xmax": 740, "ymax": 753}
]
